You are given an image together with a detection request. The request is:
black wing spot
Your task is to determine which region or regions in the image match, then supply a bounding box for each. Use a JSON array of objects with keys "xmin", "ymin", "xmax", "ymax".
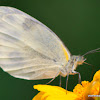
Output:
[
  {"xmin": 53, "ymin": 59, "xmax": 57, "ymax": 62},
  {"xmin": 22, "ymin": 18, "xmax": 36, "ymax": 31}
]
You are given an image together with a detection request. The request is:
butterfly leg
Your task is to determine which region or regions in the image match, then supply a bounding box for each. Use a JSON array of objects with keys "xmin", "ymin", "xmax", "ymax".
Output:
[
  {"xmin": 66, "ymin": 73, "xmax": 69, "ymax": 90},
  {"xmin": 72, "ymin": 71, "xmax": 81, "ymax": 84},
  {"xmin": 59, "ymin": 75, "xmax": 62, "ymax": 87},
  {"xmin": 46, "ymin": 70, "xmax": 60, "ymax": 85},
  {"xmin": 66, "ymin": 71, "xmax": 81, "ymax": 91}
]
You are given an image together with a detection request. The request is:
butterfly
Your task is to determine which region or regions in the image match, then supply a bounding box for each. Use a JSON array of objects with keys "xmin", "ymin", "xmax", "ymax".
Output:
[{"xmin": 0, "ymin": 6, "xmax": 99, "ymax": 85}]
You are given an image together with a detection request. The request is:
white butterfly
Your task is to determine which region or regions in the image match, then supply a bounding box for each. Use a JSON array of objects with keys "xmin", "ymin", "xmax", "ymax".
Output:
[{"xmin": 0, "ymin": 6, "xmax": 87, "ymax": 81}]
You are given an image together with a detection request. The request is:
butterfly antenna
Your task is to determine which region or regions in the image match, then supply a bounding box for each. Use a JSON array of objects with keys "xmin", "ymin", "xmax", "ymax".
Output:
[
  {"xmin": 83, "ymin": 62, "xmax": 95, "ymax": 81},
  {"xmin": 82, "ymin": 48, "xmax": 100, "ymax": 57}
]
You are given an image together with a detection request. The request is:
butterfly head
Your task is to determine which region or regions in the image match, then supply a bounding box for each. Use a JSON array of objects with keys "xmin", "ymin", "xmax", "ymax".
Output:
[
  {"xmin": 76, "ymin": 56, "xmax": 86, "ymax": 65},
  {"xmin": 69, "ymin": 56, "xmax": 86, "ymax": 73}
]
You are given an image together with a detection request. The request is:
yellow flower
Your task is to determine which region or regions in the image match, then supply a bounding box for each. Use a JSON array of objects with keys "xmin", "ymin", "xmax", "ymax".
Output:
[
  {"xmin": 33, "ymin": 70, "xmax": 100, "ymax": 100},
  {"xmin": 73, "ymin": 81, "xmax": 90, "ymax": 99},
  {"xmin": 73, "ymin": 70, "xmax": 100, "ymax": 100}
]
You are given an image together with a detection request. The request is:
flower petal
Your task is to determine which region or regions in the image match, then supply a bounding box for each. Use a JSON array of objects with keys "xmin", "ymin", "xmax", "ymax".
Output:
[
  {"xmin": 34, "ymin": 85, "xmax": 67, "ymax": 95},
  {"xmin": 33, "ymin": 85, "xmax": 79, "ymax": 100},
  {"xmin": 32, "ymin": 92, "xmax": 46, "ymax": 100},
  {"xmin": 45, "ymin": 92, "xmax": 79, "ymax": 100},
  {"xmin": 93, "ymin": 70, "xmax": 100, "ymax": 81}
]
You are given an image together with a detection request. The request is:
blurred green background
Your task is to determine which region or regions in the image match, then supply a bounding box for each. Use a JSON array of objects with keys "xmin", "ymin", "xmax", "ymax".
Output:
[{"xmin": 0, "ymin": 0, "xmax": 100, "ymax": 100}]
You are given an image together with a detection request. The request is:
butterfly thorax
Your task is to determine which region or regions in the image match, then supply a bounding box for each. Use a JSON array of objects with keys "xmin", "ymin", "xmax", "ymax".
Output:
[{"xmin": 60, "ymin": 55, "xmax": 86, "ymax": 77}]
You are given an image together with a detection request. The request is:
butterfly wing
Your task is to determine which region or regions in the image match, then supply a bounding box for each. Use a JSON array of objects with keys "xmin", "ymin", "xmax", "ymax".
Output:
[{"xmin": 0, "ymin": 6, "xmax": 71, "ymax": 80}]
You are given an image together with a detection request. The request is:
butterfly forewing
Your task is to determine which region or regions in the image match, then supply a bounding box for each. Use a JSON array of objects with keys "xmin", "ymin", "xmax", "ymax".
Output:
[{"xmin": 0, "ymin": 6, "xmax": 71, "ymax": 80}]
